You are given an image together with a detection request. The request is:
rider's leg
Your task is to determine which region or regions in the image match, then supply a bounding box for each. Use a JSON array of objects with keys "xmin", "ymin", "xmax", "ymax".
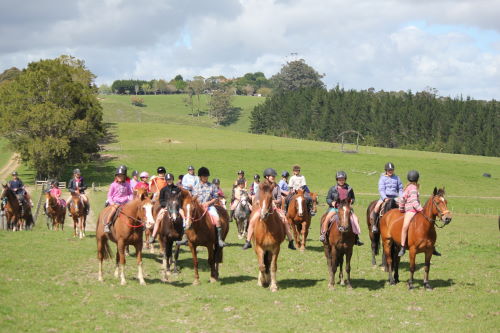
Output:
[
  {"xmin": 371, "ymin": 199, "xmax": 383, "ymax": 220},
  {"xmin": 319, "ymin": 209, "xmax": 336, "ymax": 242},
  {"xmin": 149, "ymin": 208, "xmax": 165, "ymax": 244},
  {"xmin": 304, "ymin": 193, "xmax": 315, "ymax": 216},
  {"xmin": 398, "ymin": 211, "xmax": 416, "ymax": 256},
  {"xmin": 210, "ymin": 208, "xmax": 226, "ymax": 247},
  {"xmin": 242, "ymin": 211, "xmax": 259, "ymax": 250},
  {"xmin": 277, "ymin": 209, "xmax": 296, "ymax": 250},
  {"xmin": 350, "ymin": 212, "xmax": 364, "ymax": 246},
  {"xmin": 81, "ymin": 194, "xmax": 89, "ymax": 215},
  {"xmin": 104, "ymin": 205, "xmax": 118, "ymax": 233}
]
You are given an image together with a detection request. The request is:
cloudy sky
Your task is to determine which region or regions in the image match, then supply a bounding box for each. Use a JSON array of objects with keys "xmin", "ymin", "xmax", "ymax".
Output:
[{"xmin": 1, "ymin": 0, "xmax": 499, "ymax": 99}]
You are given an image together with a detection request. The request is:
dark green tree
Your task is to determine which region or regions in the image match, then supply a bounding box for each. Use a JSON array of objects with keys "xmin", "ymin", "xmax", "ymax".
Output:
[{"xmin": 271, "ymin": 59, "xmax": 325, "ymax": 92}]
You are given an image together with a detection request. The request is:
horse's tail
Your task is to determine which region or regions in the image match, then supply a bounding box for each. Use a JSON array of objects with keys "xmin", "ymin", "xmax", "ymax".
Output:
[
  {"xmin": 263, "ymin": 250, "xmax": 272, "ymax": 274},
  {"xmin": 215, "ymin": 243, "xmax": 223, "ymax": 264},
  {"xmin": 101, "ymin": 239, "xmax": 113, "ymax": 260},
  {"xmin": 389, "ymin": 242, "xmax": 398, "ymax": 271},
  {"xmin": 373, "ymin": 230, "xmax": 380, "ymax": 255}
]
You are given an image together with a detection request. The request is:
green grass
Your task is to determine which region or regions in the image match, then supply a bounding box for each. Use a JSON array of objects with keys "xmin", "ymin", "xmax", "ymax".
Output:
[{"xmin": 1, "ymin": 110, "xmax": 499, "ymax": 331}]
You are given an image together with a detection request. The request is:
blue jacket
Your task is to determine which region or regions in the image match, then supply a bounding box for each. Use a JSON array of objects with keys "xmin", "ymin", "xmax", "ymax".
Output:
[{"xmin": 378, "ymin": 173, "xmax": 403, "ymax": 199}]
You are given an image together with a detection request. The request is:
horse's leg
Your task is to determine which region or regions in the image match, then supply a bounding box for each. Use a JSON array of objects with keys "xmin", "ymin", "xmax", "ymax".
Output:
[
  {"xmin": 208, "ymin": 245, "xmax": 217, "ymax": 283},
  {"xmin": 79, "ymin": 215, "xmax": 84, "ymax": 239},
  {"xmin": 345, "ymin": 248, "xmax": 353, "ymax": 289},
  {"xmin": 83, "ymin": 215, "xmax": 86, "ymax": 237},
  {"xmin": 189, "ymin": 244, "xmax": 200, "ymax": 285},
  {"xmin": 269, "ymin": 248, "xmax": 280, "ymax": 292},
  {"xmin": 118, "ymin": 240, "xmax": 127, "ymax": 285},
  {"xmin": 370, "ymin": 232, "xmax": 377, "ymax": 267},
  {"xmin": 408, "ymin": 247, "xmax": 417, "ymax": 290},
  {"xmin": 325, "ymin": 246, "xmax": 335, "ymax": 289},
  {"xmin": 73, "ymin": 216, "xmax": 77, "ymax": 237},
  {"xmin": 255, "ymin": 246, "xmax": 265, "ymax": 287},
  {"xmin": 163, "ymin": 240, "xmax": 171, "ymax": 282},
  {"xmin": 383, "ymin": 239, "xmax": 395, "ymax": 285},
  {"xmin": 114, "ymin": 247, "xmax": 120, "ymax": 279},
  {"xmin": 423, "ymin": 249, "xmax": 433, "ymax": 290},
  {"xmin": 135, "ymin": 242, "xmax": 146, "ymax": 285},
  {"xmin": 331, "ymin": 250, "xmax": 339, "ymax": 288},
  {"xmin": 339, "ymin": 253, "xmax": 344, "ymax": 285},
  {"xmin": 394, "ymin": 248, "xmax": 401, "ymax": 284},
  {"xmin": 97, "ymin": 238, "xmax": 104, "ymax": 282},
  {"xmin": 300, "ymin": 221, "xmax": 307, "ymax": 251}
]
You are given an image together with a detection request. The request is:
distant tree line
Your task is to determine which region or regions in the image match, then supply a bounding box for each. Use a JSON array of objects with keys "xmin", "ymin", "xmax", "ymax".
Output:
[{"xmin": 250, "ymin": 87, "xmax": 499, "ymax": 157}]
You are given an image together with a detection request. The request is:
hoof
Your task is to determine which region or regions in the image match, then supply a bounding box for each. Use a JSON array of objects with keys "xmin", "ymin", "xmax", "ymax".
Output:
[
  {"xmin": 424, "ymin": 283, "xmax": 433, "ymax": 291},
  {"xmin": 209, "ymin": 277, "xmax": 217, "ymax": 283},
  {"xmin": 120, "ymin": 280, "xmax": 126, "ymax": 286},
  {"xmin": 390, "ymin": 280, "xmax": 396, "ymax": 286},
  {"xmin": 98, "ymin": 277, "xmax": 103, "ymax": 282},
  {"xmin": 192, "ymin": 279, "xmax": 200, "ymax": 286},
  {"xmin": 139, "ymin": 280, "xmax": 146, "ymax": 286},
  {"xmin": 346, "ymin": 283, "xmax": 353, "ymax": 289},
  {"xmin": 299, "ymin": 247, "xmax": 305, "ymax": 252},
  {"xmin": 328, "ymin": 284, "xmax": 335, "ymax": 290},
  {"xmin": 408, "ymin": 282, "xmax": 414, "ymax": 290},
  {"xmin": 270, "ymin": 285, "xmax": 278, "ymax": 292}
]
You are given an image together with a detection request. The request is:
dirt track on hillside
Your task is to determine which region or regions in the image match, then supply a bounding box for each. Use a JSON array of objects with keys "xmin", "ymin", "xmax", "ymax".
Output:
[{"xmin": 0, "ymin": 153, "xmax": 20, "ymax": 182}]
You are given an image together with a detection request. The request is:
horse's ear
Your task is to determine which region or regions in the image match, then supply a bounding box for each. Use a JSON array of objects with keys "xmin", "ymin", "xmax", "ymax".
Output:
[{"xmin": 433, "ymin": 187, "xmax": 437, "ymax": 196}]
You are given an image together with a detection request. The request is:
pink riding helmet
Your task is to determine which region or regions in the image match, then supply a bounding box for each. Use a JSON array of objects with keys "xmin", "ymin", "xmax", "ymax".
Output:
[{"xmin": 139, "ymin": 171, "xmax": 149, "ymax": 178}]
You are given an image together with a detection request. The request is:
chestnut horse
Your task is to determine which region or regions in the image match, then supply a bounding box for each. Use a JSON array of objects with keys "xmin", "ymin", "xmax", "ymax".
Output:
[
  {"xmin": 68, "ymin": 193, "xmax": 86, "ymax": 238},
  {"xmin": 252, "ymin": 182, "xmax": 286, "ymax": 292},
  {"xmin": 322, "ymin": 199, "xmax": 355, "ymax": 289},
  {"xmin": 96, "ymin": 188, "xmax": 155, "ymax": 285},
  {"xmin": 286, "ymin": 189, "xmax": 318, "ymax": 251},
  {"xmin": 182, "ymin": 192, "xmax": 229, "ymax": 285},
  {"xmin": 380, "ymin": 187, "xmax": 452, "ymax": 290},
  {"xmin": 366, "ymin": 199, "xmax": 398, "ymax": 267},
  {"xmin": 46, "ymin": 193, "xmax": 66, "ymax": 231},
  {"xmin": 1, "ymin": 184, "xmax": 33, "ymax": 231}
]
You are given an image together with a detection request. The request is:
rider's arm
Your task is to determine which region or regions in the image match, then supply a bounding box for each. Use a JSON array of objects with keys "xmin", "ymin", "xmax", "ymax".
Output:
[
  {"xmin": 378, "ymin": 175, "xmax": 387, "ymax": 200},
  {"xmin": 326, "ymin": 187, "xmax": 335, "ymax": 207},
  {"xmin": 107, "ymin": 183, "xmax": 116, "ymax": 205},
  {"xmin": 397, "ymin": 176, "xmax": 404, "ymax": 197},
  {"xmin": 350, "ymin": 187, "xmax": 356, "ymax": 205}
]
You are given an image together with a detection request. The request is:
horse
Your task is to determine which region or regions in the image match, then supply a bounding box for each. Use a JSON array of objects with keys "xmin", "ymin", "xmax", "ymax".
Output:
[
  {"xmin": 322, "ymin": 199, "xmax": 356, "ymax": 289},
  {"xmin": 234, "ymin": 190, "xmax": 251, "ymax": 239},
  {"xmin": 252, "ymin": 182, "xmax": 286, "ymax": 292},
  {"xmin": 182, "ymin": 192, "xmax": 229, "ymax": 285},
  {"xmin": 1, "ymin": 184, "xmax": 33, "ymax": 231},
  {"xmin": 286, "ymin": 189, "xmax": 318, "ymax": 251},
  {"xmin": 68, "ymin": 193, "xmax": 86, "ymax": 238},
  {"xmin": 46, "ymin": 193, "xmax": 66, "ymax": 231},
  {"xmin": 366, "ymin": 199, "xmax": 398, "ymax": 267},
  {"xmin": 96, "ymin": 188, "xmax": 155, "ymax": 285},
  {"xmin": 380, "ymin": 187, "xmax": 452, "ymax": 290}
]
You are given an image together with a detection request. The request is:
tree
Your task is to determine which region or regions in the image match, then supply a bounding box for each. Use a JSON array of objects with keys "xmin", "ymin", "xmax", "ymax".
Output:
[
  {"xmin": 0, "ymin": 55, "xmax": 105, "ymax": 178},
  {"xmin": 209, "ymin": 89, "xmax": 235, "ymax": 125},
  {"xmin": 271, "ymin": 59, "xmax": 325, "ymax": 92},
  {"xmin": 188, "ymin": 76, "xmax": 205, "ymax": 116},
  {"xmin": 0, "ymin": 67, "xmax": 21, "ymax": 86}
]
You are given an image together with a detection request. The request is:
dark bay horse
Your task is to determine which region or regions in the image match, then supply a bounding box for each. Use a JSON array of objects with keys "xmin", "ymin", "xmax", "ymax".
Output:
[
  {"xmin": 253, "ymin": 182, "xmax": 286, "ymax": 292},
  {"xmin": 182, "ymin": 193, "xmax": 229, "ymax": 285},
  {"xmin": 322, "ymin": 199, "xmax": 355, "ymax": 289},
  {"xmin": 1, "ymin": 184, "xmax": 33, "ymax": 231},
  {"xmin": 234, "ymin": 190, "xmax": 251, "ymax": 239},
  {"xmin": 366, "ymin": 199, "xmax": 398, "ymax": 267},
  {"xmin": 68, "ymin": 193, "xmax": 86, "ymax": 238},
  {"xmin": 46, "ymin": 193, "xmax": 66, "ymax": 231},
  {"xmin": 380, "ymin": 187, "xmax": 452, "ymax": 290},
  {"xmin": 96, "ymin": 188, "xmax": 155, "ymax": 285},
  {"xmin": 286, "ymin": 189, "xmax": 317, "ymax": 251}
]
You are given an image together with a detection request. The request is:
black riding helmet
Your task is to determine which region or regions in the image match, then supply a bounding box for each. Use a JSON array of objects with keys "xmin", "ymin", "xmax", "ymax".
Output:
[
  {"xmin": 12, "ymin": 171, "xmax": 18, "ymax": 176},
  {"xmin": 198, "ymin": 167, "xmax": 210, "ymax": 177},
  {"xmin": 281, "ymin": 170, "xmax": 290, "ymax": 178},
  {"xmin": 237, "ymin": 178, "xmax": 245, "ymax": 185},
  {"xmin": 212, "ymin": 178, "xmax": 220, "ymax": 185},
  {"xmin": 336, "ymin": 171, "xmax": 347, "ymax": 180},
  {"xmin": 131, "ymin": 170, "xmax": 138, "ymax": 177},
  {"xmin": 385, "ymin": 162, "xmax": 395, "ymax": 171},
  {"xmin": 237, "ymin": 170, "xmax": 245, "ymax": 175},
  {"xmin": 407, "ymin": 170, "xmax": 419, "ymax": 182},
  {"xmin": 165, "ymin": 173, "xmax": 174, "ymax": 181},
  {"xmin": 157, "ymin": 166, "xmax": 166, "ymax": 174},
  {"xmin": 253, "ymin": 174, "xmax": 260, "ymax": 180},
  {"xmin": 116, "ymin": 165, "xmax": 127, "ymax": 176},
  {"xmin": 263, "ymin": 168, "xmax": 277, "ymax": 178}
]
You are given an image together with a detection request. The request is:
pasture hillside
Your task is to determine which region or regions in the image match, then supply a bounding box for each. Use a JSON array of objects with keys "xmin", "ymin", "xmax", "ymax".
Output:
[{"xmin": 1, "ymin": 121, "xmax": 499, "ymax": 332}]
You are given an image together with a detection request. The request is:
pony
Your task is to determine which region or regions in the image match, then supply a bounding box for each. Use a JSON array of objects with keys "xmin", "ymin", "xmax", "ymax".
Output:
[
  {"xmin": 286, "ymin": 189, "xmax": 318, "ymax": 251},
  {"xmin": 1, "ymin": 184, "xmax": 33, "ymax": 231},
  {"xmin": 96, "ymin": 188, "xmax": 155, "ymax": 285},
  {"xmin": 234, "ymin": 190, "xmax": 251, "ymax": 239},
  {"xmin": 380, "ymin": 187, "xmax": 452, "ymax": 290},
  {"xmin": 322, "ymin": 199, "xmax": 356, "ymax": 289},
  {"xmin": 46, "ymin": 192, "xmax": 66, "ymax": 231},
  {"xmin": 252, "ymin": 182, "xmax": 286, "ymax": 292},
  {"xmin": 68, "ymin": 193, "xmax": 86, "ymax": 238},
  {"xmin": 182, "ymin": 192, "xmax": 229, "ymax": 285},
  {"xmin": 366, "ymin": 199, "xmax": 398, "ymax": 267}
]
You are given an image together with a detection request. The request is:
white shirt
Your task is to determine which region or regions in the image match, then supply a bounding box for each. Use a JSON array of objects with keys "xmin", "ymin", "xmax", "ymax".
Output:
[
  {"xmin": 288, "ymin": 175, "xmax": 307, "ymax": 191},
  {"xmin": 182, "ymin": 173, "xmax": 199, "ymax": 192}
]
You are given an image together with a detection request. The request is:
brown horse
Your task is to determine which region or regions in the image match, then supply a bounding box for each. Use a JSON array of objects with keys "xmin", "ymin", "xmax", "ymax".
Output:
[
  {"xmin": 46, "ymin": 193, "xmax": 66, "ymax": 231},
  {"xmin": 252, "ymin": 182, "xmax": 286, "ymax": 292},
  {"xmin": 366, "ymin": 199, "xmax": 398, "ymax": 267},
  {"xmin": 96, "ymin": 188, "xmax": 155, "ymax": 285},
  {"xmin": 380, "ymin": 187, "xmax": 452, "ymax": 290},
  {"xmin": 286, "ymin": 189, "xmax": 317, "ymax": 251},
  {"xmin": 1, "ymin": 184, "xmax": 33, "ymax": 231},
  {"xmin": 322, "ymin": 199, "xmax": 356, "ymax": 289},
  {"xmin": 182, "ymin": 192, "xmax": 229, "ymax": 285},
  {"xmin": 68, "ymin": 193, "xmax": 87, "ymax": 238}
]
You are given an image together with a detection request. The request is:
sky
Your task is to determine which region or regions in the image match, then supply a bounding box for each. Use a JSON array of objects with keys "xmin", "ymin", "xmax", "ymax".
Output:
[{"xmin": 1, "ymin": 0, "xmax": 499, "ymax": 100}]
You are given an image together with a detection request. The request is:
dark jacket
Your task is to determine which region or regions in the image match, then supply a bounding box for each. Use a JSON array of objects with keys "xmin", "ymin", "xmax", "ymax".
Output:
[
  {"xmin": 67, "ymin": 177, "xmax": 88, "ymax": 194},
  {"xmin": 159, "ymin": 184, "xmax": 181, "ymax": 208},
  {"xmin": 8, "ymin": 179, "xmax": 25, "ymax": 194},
  {"xmin": 326, "ymin": 183, "xmax": 355, "ymax": 207}
]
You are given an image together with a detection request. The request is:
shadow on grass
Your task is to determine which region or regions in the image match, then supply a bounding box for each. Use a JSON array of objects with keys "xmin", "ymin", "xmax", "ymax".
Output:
[
  {"xmin": 279, "ymin": 278, "xmax": 325, "ymax": 289},
  {"xmin": 219, "ymin": 274, "xmax": 255, "ymax": 285},
  {"xmin": 350, "ymin": 278, "xmax": 386, "ymax": 290},
  {"xmin": 398, "ymin": 262, "xmax": 425, "ymax": 271},
  {"xmin": 306, "ymin": 245, "xmax": 326, "ymax": 253},
  {"xmin": 145, "ymin": 278, "xmax": 191, "ymax": 287}
]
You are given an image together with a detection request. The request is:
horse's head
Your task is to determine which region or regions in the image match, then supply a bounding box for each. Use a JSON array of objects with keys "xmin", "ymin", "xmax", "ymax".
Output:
[
  {"xmin": 337, "ymin": 199, "xmax": 352, "ymax": 232},
  {"xmin": 259, "ymin": 182, "xmax": 274, "ymax": 220},
  {"xmin": 431, "ymin": 187, "xmax": 452, "ymax": 225},
  {"xmin": 240, "ymin": 190, "xmax": 250, "ymax": 207},
  {"xmin": 166, "ymin": 191, "xmax": 183, "ymax": 222},
  {"xmin": 182, "ymin": 192, "xmax": 197, "ymax": 229},
  {"xmin": 136, "ymin": 188, "xmax": 155, "ymax": 228},
  {"xmin": 1, "ymin": 184, "xmax": 10, "ymax": 199},
  {"xmin": 294, "ymin": 189, "xmax": 305, "ymax": 217}
]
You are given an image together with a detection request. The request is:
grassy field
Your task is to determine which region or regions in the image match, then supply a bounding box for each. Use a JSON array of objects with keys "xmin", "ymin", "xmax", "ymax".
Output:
[{"xmin": 1, "ymin": 117, "xmax": 499, "ymax": 331}]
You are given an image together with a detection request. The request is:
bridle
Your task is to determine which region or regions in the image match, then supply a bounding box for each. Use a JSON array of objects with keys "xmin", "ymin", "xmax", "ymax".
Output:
[{"xmin": 419, "ymin": 196, "xmax": 451, "ymax": 228}]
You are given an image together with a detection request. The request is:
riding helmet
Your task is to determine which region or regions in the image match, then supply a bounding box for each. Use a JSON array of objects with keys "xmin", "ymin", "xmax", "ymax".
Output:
[
  {"xmin": 237, "ymin": 170, "xmax": 245, "ymax": 175},
  {"xmin": 52, "ymin": 181, "xmax": 59, "ymax": 187},
  {"xmin": 198, "ymin": 167, "xmax": 210, "ymax": 177},
  {"xmin": 116, "ymin": 165, "xmax": 127, "ymax": 175},
  {"xmin": 157, "ymin": 166, "xmax": 166, "ymax": 174},
  {"xmin": 131, "ymin": 170, "xmax": 139, "ymax": 177},
  {"xmin": 384, "ymin": 162, "xmax": 395, "ymax": 171},
  {"xmin": 293, "ymin": 165, "xmax": 301, "ymax": 171},
  {"xmin": 212, "ymin": 178, "xmax": 220, "ymax": 185},
  {"xmin": 139, "ymin": 171, "xmax": 149, "ymax": 178},
  {"xmin": 73, "ymin": 168, "xmax": 81, "ymax": 175},
  {"xmin": 263, "ymin": 168, "xmax": 277, "ymax": 178},
  {"xmin": 254, "ymin": 174, "xmax": 260, "ymax": 180},
  {"xmin": 237, "ymin": 178, "xmax": 245, "ymax": 185},
  {"xmin": 12, "ymin": 171, "xmax": 18, "ymax": 176},
  {"xmin": 281, "ymin": 170, "xmax": 290, "ymax": 178},
  {"xmin": 407, "ymin": 170, "xmax": 420, "ymax": 182},
  {"xmin": 187, "ymin": 165, "xmax": 195, "ymax": 171},
  {"xmin": 336, "ymin": 171, "xmax": 347, "ymax": 180},
  {"xmin": 165, "ymin": 173, "xmax": 174, "ymax": 181}
]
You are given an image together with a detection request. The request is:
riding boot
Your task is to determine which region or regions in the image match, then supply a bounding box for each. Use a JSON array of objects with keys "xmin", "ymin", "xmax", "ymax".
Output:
[
  {"xmin": 229, "ymin": 209, "xmax": 234, "ymax": 222},
  {"xmin": 398, "ymin": 246, "xmax": 406, "ymax": 256},
  {"xmin": 148, "ymin": 235, "xmax": 156, "ymax": 244},
  {"xmin": 104, "ymin": 222, "xmax": 111, "ymax": 233},
  {"xmin": 216, "ymin": 226, "xmax": 226, "ymax": 247},
  {"xmin": 319, "ymin": 231, "xmax": 327, "ymax": 243},
  {"xmin": 242, "ymin": 240, "xmax": 252, "ymax": 250},
  {"xmin": 371, "ymin": 215, "xmax": 379, "ymax": 233},
  {"xmin": 288, "ymin": 240, "xmax": 296, "ymax": 250},
  {"xmin": 354, "ymin": 235, "xmax": 364, "ymax": 246},
  {"xmin": 432, "ymin": 248, "xmax": 442, "ymax": 256},
  {"xmin": 84, "ymin": 202, "xmax": 90, "ymax": 216}
]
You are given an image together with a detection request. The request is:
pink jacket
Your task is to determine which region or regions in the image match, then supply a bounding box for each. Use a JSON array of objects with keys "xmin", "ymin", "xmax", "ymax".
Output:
[
  {"xmin": 50, "ymin": 188, "xmax": 62, "ymax": 198},
  {"xmin": 399, "ymin": 184, "xmax": 423, "ymax": 212},
  {"xmin": 107, "ymin": 181, "xmax": 133, "ymax": 205}
]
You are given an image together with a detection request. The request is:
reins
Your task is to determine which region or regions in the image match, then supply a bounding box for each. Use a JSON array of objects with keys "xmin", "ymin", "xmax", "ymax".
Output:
[
  {"xmin": 118, "ymin": 210, "xmax": 145, "ymax": 228},
  {"xmin": 419, "ymin": 197, "xmax": 449, "ymax": 229}
]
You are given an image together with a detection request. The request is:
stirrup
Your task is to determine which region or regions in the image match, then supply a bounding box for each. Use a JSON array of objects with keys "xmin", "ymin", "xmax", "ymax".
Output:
[
  {"xmin": 288, "ymin": 240, "xmax": 296, "ymax": 250},
  {"xmin": 242, "ymin": 241, "xmax": 252, "ymax": 250},
  {"xmin": 104, "ymin": 223, "xmax": 111, "ymax": 233},
  {"xmin": 148, "ymin": 237, "xmax": 156, "ymax": 244},
  {"xmin": 398, "ymin": 246, "xmax": 406, "ymax": 257},
  {"xmin": 432, "ymin": 248, "xmax": 441, "ymax": 256}
]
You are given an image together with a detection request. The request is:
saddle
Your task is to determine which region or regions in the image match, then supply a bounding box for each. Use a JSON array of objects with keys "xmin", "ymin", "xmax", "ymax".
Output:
[
  {"xmin": 373, "ymin": 199, "xmax": 397, "ymax": 228},
  {"xmin": 105, "ymin": 205, "xmax": 124, "ymax": 229}
]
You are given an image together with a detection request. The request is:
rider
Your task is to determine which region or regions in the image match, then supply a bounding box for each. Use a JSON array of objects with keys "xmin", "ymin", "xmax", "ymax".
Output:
[
  {"xmin": 191, "ymin": 167, "xmax": 226, "ymax": 247},
  {"xmin": 134, "ymin": 171, "xmax": 150, "ymax": 192},
  {"xmin": 182, "ymin": 165, "xmax": 199, "ymax": 194},
  {"xmin": 130, "ymin": 170, "xmax": 139, "ymax": 190},
  {"xmin": 370, "ymin": 162, "xmax": 403, "ymax": 232},
  {"xmin": 149, "ymin": 173, "xmax": 184, "ymax": 244},
  {"xmin": 242, "ymin": 168, "xmax": 296, "ymax": 251},
  {"xmin": 212, "ymin": 178, "xmax": 225, "ymax": 205},
  {"xmin": 45, "ymin": 180, "xmax": 65, "ymax": 214},
  {"xmin": 278, "ymin": 171, "xmax": 290, "ymax": 198},
  {"xmin": 230, "ymin": 178, "xmax": 247, "ymax": 212},
  {"xmin": 176, "ymin": 175, "xmax": 184, "ymax": 188},
  {"xmin": 233, "ymin": 170, "xmax": 247, "ymax": 188},
  {"xmin": 103, "ymin": 166, "xmax": 134, "ymax": 233},
  {"xmin": 319, "ymin": 171, "xmax": 364, "ymax": 246},
  {"xmin": 249, "ymin": 174, "xmax": 260, "ymax": 203},
  {"xmin": 287, "ymin": 165, "xmax": 314, "ymax": 215},
  {"xmin": 150, "ymin": 166, "xmax": 167, "ymax": 200},
  {"xmin": 67, "ymin": 169, "xmax": 89, "ymax": 216},
  {"xmin": 8, "ymin": 171, "xmax": 32, "ymax": 214},
  {"xmin": 230, "ymin": 170, "xmax": 247, "ymax": 221}
]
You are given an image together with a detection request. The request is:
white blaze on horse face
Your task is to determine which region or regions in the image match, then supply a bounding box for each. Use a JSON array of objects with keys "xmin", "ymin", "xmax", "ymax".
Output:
[
  {"xmin": 297, "ymin": 196, "xmax": 303, "ymax": 216},
  {"xmin": 185, "ymin": 204, "xmax": 192, "ymax": 228},
  {"xmin": 260, "ymin": 200, "xmax": 267, "ymax": 219},
  {"xmin": 143, "ymin": 203, "xmax": 155, "ymax": 228}
]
